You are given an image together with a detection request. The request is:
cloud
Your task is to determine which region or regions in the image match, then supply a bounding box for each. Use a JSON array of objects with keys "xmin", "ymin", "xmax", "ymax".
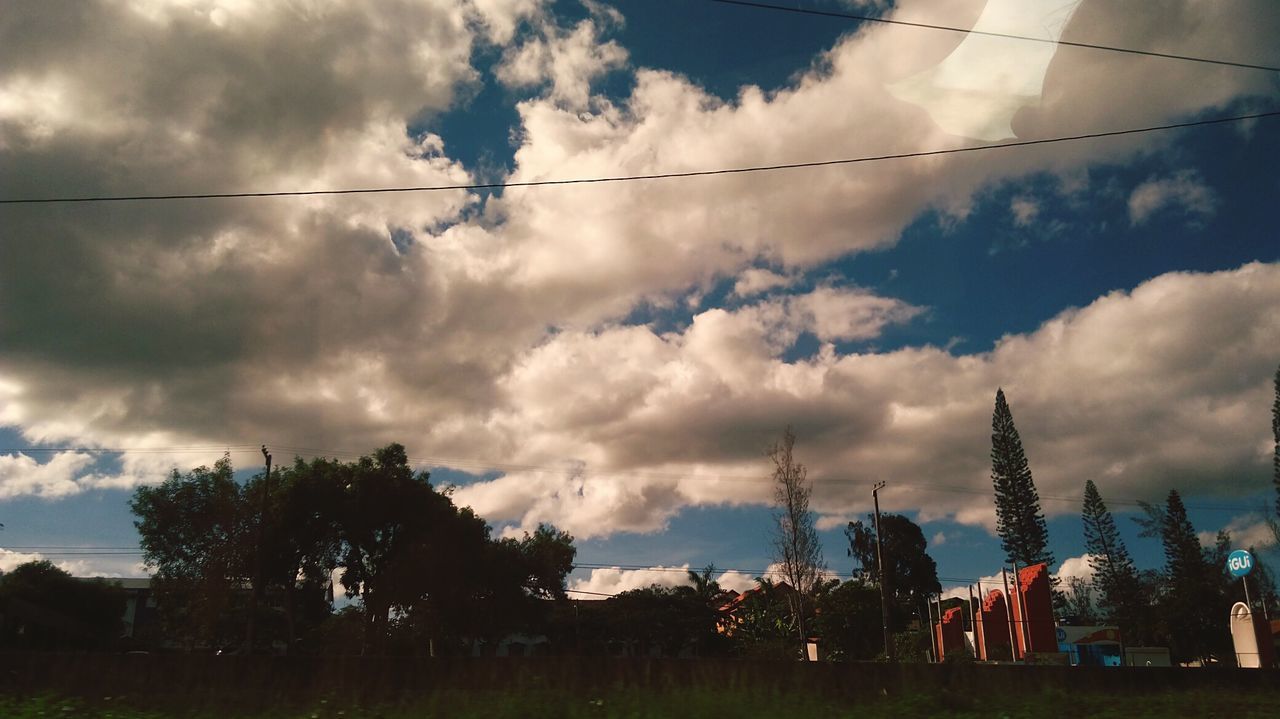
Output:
[
  {"xmin": 941, "ymin": 572, "xmax": 1007, "ymax": 601},
  {"xmin": 568, "ymin": 564, "xmax": 774, "ymax": 598},
  {"xmin": 461, "ymin": 262, "xmax": 1280, "ymax": 537},
  {"xmin": 1, "ymin": 1, "xmax": 1277, "ymax": 543},
  {"xmin": 0, "ymin": 452, "xmax": 94, "ymax": 499},
  {"xmin": 569, "ymin": 564, "xmax": 685, "ymax": 596},
  {"xmin": 1055, "ymin": 554, "xmax": 1097, "ymax": 585},
  {"xmin": 816, "ymin": 515, "xmax": 854, "ymax": 531},
  {"xmin": 0, "ymin": 547, "xmax": 135, "ymax": 577},
  {"xmin": 733, "ymin": 268, "xmax": 795, "ymax": 298},
  {"xmin": 1128, "ymin": 170, "xmax": 1217, "ymax": 226},
  {"xmin": 1198, "ymin": 514, "xmax": 1278, "ymax": 551},
  {"xmin": 496, "ymin": 15, "xmax": 627, "ymax": 109},
  {"xmin": 1009, "ymin": 197, "xmax": 1040, "ymax": 227}
]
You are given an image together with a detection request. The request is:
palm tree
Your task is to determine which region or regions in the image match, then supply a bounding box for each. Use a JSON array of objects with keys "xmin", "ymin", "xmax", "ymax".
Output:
[{"xmin": 686, "ymin": 564, "xmax": 726, "ymax": 605}]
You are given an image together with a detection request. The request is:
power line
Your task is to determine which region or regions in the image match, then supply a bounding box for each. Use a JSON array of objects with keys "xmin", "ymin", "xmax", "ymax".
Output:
[
  {"xmin": 564, "ymin": 588, "xmax": 618, "ymax": 598},
  {"xmin": 701, "ymin": 0, "xmax": 1280, "ymax": 73},
  {"xmin": 0, "ymin": 445, "xmax": 260, "ymax": 454},
  {"xmin": 2, "ymin": 111, "xmax": 1276, "ymax": 205}
]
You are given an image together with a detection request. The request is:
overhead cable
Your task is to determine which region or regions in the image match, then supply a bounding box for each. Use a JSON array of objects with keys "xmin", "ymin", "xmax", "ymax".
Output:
[{"xmin": 2, "ymin": 111, "xmax": 1276, "ymax": 205}]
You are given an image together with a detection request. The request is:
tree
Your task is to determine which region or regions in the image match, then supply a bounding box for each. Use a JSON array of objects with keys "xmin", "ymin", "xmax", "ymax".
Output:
[
  {"xmin": 686, "ymin": 564, "xmax": 728, "ymax": 606},
  {"xmin": 131, "ymin": 453, "xmax": 248, "ymax": 649},
  {"xmin": 728, "ymin": 577, "xmax": 800, "ymax": 659},
  {"xmin": 0, "ymin": 561, "xmax": 126, "ymax": 649},
  {"xmin": 812, "ymin": 579, "xmax": 883, "ymax": 661},
  {"xmin": 1273, "ymin": 363, "xmax": 1279, "ymax": 518},
  {"xmin": 1154, "ymin": 490, "xmax": 1228, "ymax": 664},
  {"xmin": 1081, "ymin": 480, "xmax": 1144, "ymax": 636},
  {"xmin": 260, "ymin": 456, "xmax": 349, "ymax": 651},
  {"xmin": 336, "ymin": 444, "xmax": 489, "ymax": 652},
  {"xmin": 990, "ymin": 389, "xmax": 1054, "ymax": 572},
  {"xmin": 1063, "ymin": 576, "xmax": 1098, "ymax": 624},
  {"xmin": 845, "ymin": 512, "xmax": 940, "ymax": 632},
  {"xmin": 134, "ymin": 443, "xmax": 578, "ymax": 656},
  {"xmin": 1248, "ymin": 549, "xmax": 1279, "ymax": 615},
  {"xmin": 767, "ymin": 426, "xmax": 825, "ymax": 658}
]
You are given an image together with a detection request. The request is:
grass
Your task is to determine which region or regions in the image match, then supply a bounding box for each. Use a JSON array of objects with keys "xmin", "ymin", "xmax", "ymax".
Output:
[{"xmin": 2, "ymin": 688, "xmax": 1278, "ymax": 719}]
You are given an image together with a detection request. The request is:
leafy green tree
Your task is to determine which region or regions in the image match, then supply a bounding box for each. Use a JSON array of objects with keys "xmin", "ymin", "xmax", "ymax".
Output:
[
  {"xmin": 0, "ymin": 561, "xmax": 126, "ymax": 649},
  {"xmin": 1063, "ymin": 576, "xmax": 1098, "ymax": 624},
  {"xmin": 515, "ymin": 524, "xmax": 577, "ymax": 601},
  {"xmin": 845, "ymin": 512, "xmax": 940, "ymax": 632},
  {"xmin": 134, "ymin": 443, "xmax": 578, "ymax": 656},
  {"xmin": 812, "ymin": 579, "xmax": 883, "ymax": 661},
  {"xmin": 336, "ymin": 444, "xmax": 486, "ymax": 651},
  {"xmin": 545, "ymin": 582, "xmax": 726, "ymax": 659},
  {"xmin": 259, "ymin": 456, "xmax": 349, "ymax": 651},
  {"xmin": 685, "ymin": 564, "xmax": 728, "ymax": 606},
  {"xmin": 729, "ymin": 577, "xmax": 800, "ymax": 659},
  {"xmin": 990, "ymin": 389, "xmax": 1055, "ymax": 571},
  {"xmin": 131, "ymin": 453, "xmax": 248, "ymax": 649}
]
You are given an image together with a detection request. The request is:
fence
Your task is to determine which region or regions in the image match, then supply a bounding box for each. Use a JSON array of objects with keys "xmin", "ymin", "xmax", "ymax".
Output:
[{"xmin": 1, "ymin": 653, "xmax": 1277, "ymax": 707}]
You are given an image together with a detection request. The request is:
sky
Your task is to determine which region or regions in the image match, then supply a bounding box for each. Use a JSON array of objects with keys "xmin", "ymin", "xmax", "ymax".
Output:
[{"xmin": 1, "ymin": 0, "xmax": 1278, "ymax": 600}]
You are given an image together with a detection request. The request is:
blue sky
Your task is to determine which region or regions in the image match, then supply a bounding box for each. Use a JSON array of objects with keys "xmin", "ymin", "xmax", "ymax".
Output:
[{"xmin": 1, "ymin": 0, "xmax": 1278, "ymax": 599}]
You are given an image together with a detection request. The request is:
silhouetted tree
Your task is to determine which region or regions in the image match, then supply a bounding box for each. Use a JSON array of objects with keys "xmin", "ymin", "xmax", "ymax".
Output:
[
  {"xmin": 1063, "ymin": 576, "xmax": 1098, "ymax": 624},
  {"xmin": 990, "ymin": 389, "xmax": 1054, "ymax": 571},
  {"xmin": 730, "ymin": 577, "xmax": 799, "ymax": 659},
  {"xmin": 1081, "ymin": 480, "xmax": 1146, "ymax": 638},
  {"xmin": 0, "ymin": 561, "xmax": 126, "ymax": 650},
  {"xmin": 1273, "ymin": 363, "xmax": 1279, "ymax": 518},
  {"xmin": 845, "ymin": 512, "xmax": 940, "ymax": 632},
  {"xmin": 767, "ymin": 426, "xmax": 825, "ymax": 659},
  {"xmin": 133, "ymin": 444, "xmax": 577, "ymax": 656},
  {"xmin": 1154, "ymin": 490, "xmax": 1228, "ymax": 664},
  {"xmin": 131, "ymin": 454, "xmax": 248, "ymax": 649},
  {"xmin": 813, "ymin": 579, "xmax": 883, "ymax": 661}
]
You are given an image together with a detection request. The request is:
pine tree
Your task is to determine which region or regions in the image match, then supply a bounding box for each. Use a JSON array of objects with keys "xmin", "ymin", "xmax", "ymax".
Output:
[
  {"xmin": 1272, "ymin": 364, "xmax": 1279, "ymax": 518},
  {"xmin": 990, "ymin": 389, "xmax": 1054, "ymax": 569},
  {"xmin": 1158, "ymin": 490, "xmax": 1225, "ymax": 664},
  {"xmin": 1081, "ymin": 481, "xmax": 1141, "ymax": 631}
]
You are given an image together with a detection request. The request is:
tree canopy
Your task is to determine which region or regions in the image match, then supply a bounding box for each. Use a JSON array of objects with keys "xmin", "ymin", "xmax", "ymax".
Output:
[
  {"xmin": 0, "ymin": 560, "xmax": 126, "ymax": 650},
  {"xmin": 131, "ymin": 443, "xmax": 576, "ymax": 655},
  {"xmin": 845, "ymin": 512, "xmax": 940, "ymax": 632}
]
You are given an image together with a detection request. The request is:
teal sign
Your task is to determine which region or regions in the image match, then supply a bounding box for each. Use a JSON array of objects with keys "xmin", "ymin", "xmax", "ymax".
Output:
[{"xmin": 1227, "ymin": 549, "xmax": 1254, "ymax": 578}]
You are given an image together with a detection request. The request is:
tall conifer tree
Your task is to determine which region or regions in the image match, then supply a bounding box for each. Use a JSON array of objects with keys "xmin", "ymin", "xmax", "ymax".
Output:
[
  {"xmin": 1157, "ymin": 490, "xmax": 1223, "ymax": 664},
  {"xmin": 1081, "ymin": 481, "xmax": 1140, "ymax": 628},
  {"xmin": 1272, "ymin": 364, "xmax": 1279, "ymax": 517},
  {"xmin": 990, "ymin": 388, "xmax": 1054, "ymax": 569}
]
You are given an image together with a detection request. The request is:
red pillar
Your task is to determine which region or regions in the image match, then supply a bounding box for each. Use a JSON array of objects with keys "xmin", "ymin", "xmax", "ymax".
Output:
[
  {"xmin": 977, "ymin": 589, "xmax": 1010, "ymax": 660},
  {"xmin": 1011, "ymin": 563, "xmax": 1056, "ymax": 657},
  {"xmin": 935, "ymin": 606, "xmax": 964, "ymax": 658}
]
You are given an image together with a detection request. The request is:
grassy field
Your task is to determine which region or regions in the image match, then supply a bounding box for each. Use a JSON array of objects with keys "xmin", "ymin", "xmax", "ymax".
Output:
[{"xmin": 3, "ymin": 688, "xmax": 1278, "ymax": 719}]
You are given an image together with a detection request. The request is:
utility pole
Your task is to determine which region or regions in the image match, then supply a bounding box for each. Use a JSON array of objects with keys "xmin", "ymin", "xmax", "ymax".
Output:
[
  {"xmin": 872, "ymin": 480, "xmax": 895, "ymax": 661},
  {"xmin": 246, "ymin": 445, "xmax": 272, "ymax": 654},
  {"xmin": 1002, "ymin": 568, "xmax": 1019, "ymax": 661}
]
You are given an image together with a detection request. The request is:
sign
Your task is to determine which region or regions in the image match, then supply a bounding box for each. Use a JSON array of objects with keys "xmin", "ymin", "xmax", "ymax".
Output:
[{"xmin": 1227, "ymin": 549, "xmax": 1254, "ymax": 578}]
